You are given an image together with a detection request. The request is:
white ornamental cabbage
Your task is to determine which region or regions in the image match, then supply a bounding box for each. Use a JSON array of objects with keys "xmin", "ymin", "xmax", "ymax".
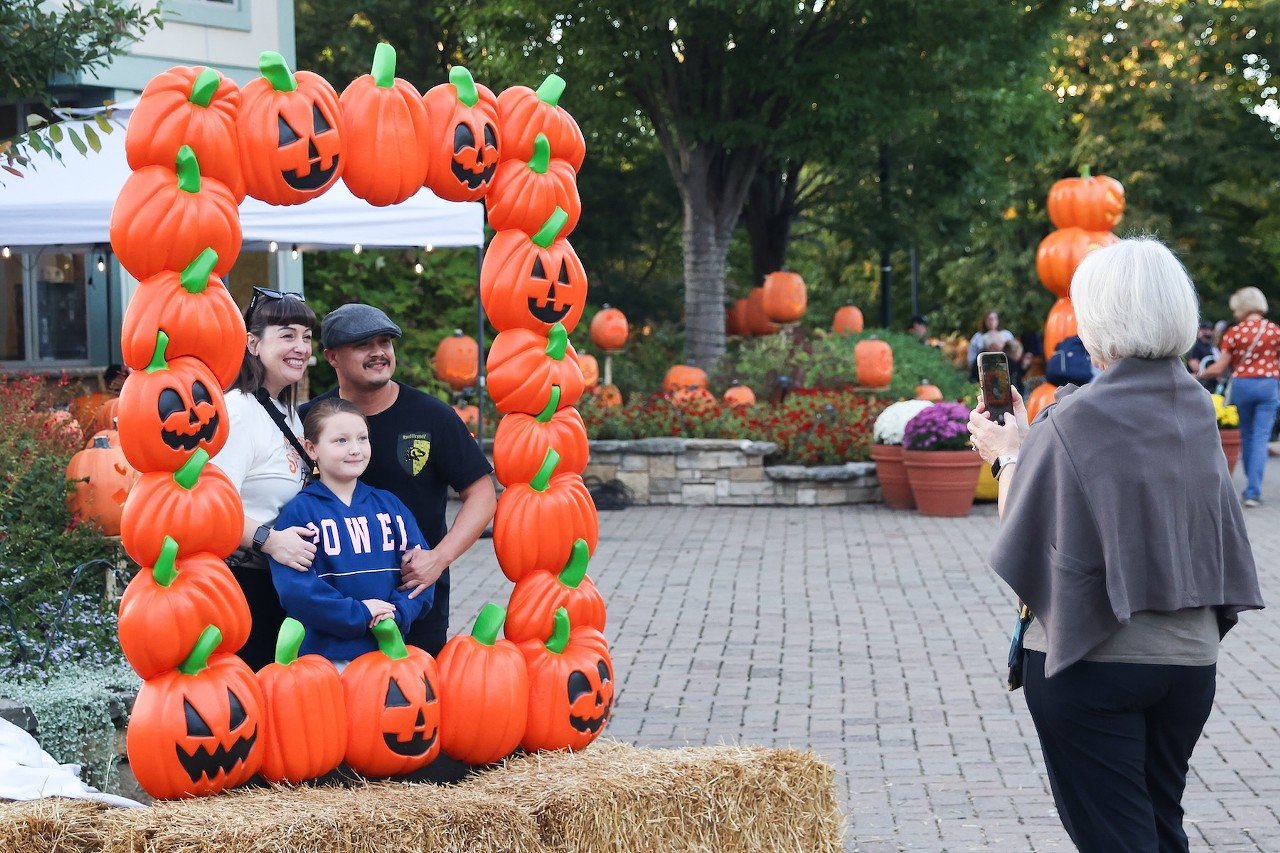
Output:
[{"xmin": 873, "ymin": 399, "xmax": 935, "ymax": 445}]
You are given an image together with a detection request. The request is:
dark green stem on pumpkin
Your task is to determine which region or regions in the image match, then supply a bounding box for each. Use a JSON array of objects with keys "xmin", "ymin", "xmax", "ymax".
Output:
[
  {"xmin": 259, "ymin": 51, "xmax": 298, "ymax": 92},
  {"xmin": 536, "ymin": 74, "xmax": 567, "ymax": 106},
  {"xmin": 535, "ymin": 385, "xmax": 562, "ymax": 422},
  {"xmin": 531, "ymin": 448, "xmax": 560, "ymax": 492},
  {"xmin": 1080, "ymin": 164, "xmax": 1092, "ymax": 179},
  {"xmin": 175, "ymin": 146, "xmax": 201, "ymax": 194},
  {"xmin": 529, "ymin": 134, "xmax": 551, "ymax": 174},
  {"xmin": 545, "ymin": 323, "xmax": 569, "ymax": 361},
  {"xmin": 371, "ymin": 42, "xmax": 396, "ymax": 88},
  {"xmin": 450, "ymin": 66, "xmax": 479, "ymax": 108},
  {"xmin": 371, "ymin": 618, "xmax": 409, "ymax": 660},
  {"xmin": 559, "ymin": 539, "xmax": 589, "ymax": 589},
  {"xmin": 190, "ymin": 68, "xmax": 220, "ymax": 107},
  {"xmin": 471, "ymin": 603, "xmax": 506, "ymax": 646},
  {"xmin": 174, "ymin": 448, "xmax": 209, "ymax": 491},
  {"xmin": 546, "ymin": 608, "xmax": 570, "ymax": 654},
  {"xmin": 145, "ymin": 331, "xmax": 170, "ymax": 374},
  {"xmin": 275, "ymin": 618, "xmax": 306, "ymax": 666},
  {"xmin": 152, "ymin": 536, "xmax": 180, "ymax": 588},
  {"xmin": 531, "ymin": 207, "xmax": 569, "ymax": 249},
  {"xmin": 178, "ymin": 625, "xmax": 222, "ymax": 675},
  {"xmin": 180, "ymin": 249, "xmax": 218, "ymax": 295}
]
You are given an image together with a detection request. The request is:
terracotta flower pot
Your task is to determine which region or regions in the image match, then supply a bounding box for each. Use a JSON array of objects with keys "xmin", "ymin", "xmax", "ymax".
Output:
[
  {"xmin": 870, "ymin": 443, "xmax": 914, "ymax": 510},
  {"xmin": 903, "ymin": 449, "xmax": 983, "ymax": 517},
  {"xmin": 1220, "ymin": 427, "xmax": 1241, "ymax": 474}
]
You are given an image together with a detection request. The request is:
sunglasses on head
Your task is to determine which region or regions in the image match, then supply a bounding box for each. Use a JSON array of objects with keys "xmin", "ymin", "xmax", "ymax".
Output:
[{"xmin": 247, "ymin": 286, "xmax": 307, "ymax": 316}]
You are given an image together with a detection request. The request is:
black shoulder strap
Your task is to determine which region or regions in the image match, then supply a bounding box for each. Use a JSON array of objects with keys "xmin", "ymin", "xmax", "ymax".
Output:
[{"xmin": 254, "ymin": 388, "xmax": 317, "ymax": 480}]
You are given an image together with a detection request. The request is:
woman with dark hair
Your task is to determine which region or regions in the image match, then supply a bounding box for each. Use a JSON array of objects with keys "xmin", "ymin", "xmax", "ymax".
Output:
[
  {"xmin": 968, "ymin": 309, "xmax": 1015, "ymax": 379},
  {"xmin": 210, "ymin": 287, "xmax": 320, "ymax": 670}
]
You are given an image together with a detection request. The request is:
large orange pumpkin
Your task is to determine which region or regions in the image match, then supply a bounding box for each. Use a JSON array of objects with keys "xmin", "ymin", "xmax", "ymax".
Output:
[
  {"xmin": 1047, "ymin": 166, "xmax": 1125, "ymax": 232},
  {"xmin": 66, "ymin": 433, "xmax": 138, "ymax": 536},
  {"xmin": 1025, "ymin": 382, "xmax": 1058, "ymax": 423},
  {"xmin": 493, "ymin": 407, "xmax": 589, "ymax": 488},
  {"xmin": 481, "ymin": 208, "xmax": 589, "ymax": 334},
  {"xmin": 126, "ymin": 626, "xmax": 264, "ymax": 799},
  {"xmin": 496, "ymin": 74, "xmax": 586, "ymax": 172},
  {"xmin": 493, "ymin": 448, "xmax": 599, "ymax": 583},
  {"xmin": 126, "ymin": 65, "xmax": 245, "ymax": 201},
  {"xmin": 238, "ymin": 51, "xmax": 346, "ymax": 205},
  {"xmin": 1035, "ymin": 227, "xmax": 1120, "ymax": 298},
  {"xmin": 833, "ymin": 304, "xmax": 864, "ymax": 335},
  {"xmin": 663, "ymin": 364, "xmax": 708, "ymax": 393},
  {"xmin": 422, "ymin": 66, "xmax": 500, "ymax": 202},
  {"xmin": 487, "ymin": 133, "xmax": 581, "ymax": 236},
  {"xmin": 120, "ymin": 449, "xmax": 243, "ymax": 566},
  {"xmin": 486, "ymin": 323, "xmax": 586, "ymax": 417},
  {"xmin": 120, "ymin": 248, "xmax": 245, "ymax": 390},
  {"xmin": 505, "ymin": 539, "xmax": 606, "ymax": 644},
  {"xmin": 109, "ymin": 145, "xmax": 241, "ymax": 280},
  {"xmin": 518, "ymin": 608, "xmax": 613, "ymax": 752},
  {"xmin": 256, "ymin": 619, "xmax": 347, "ymax": 784},
  {"xmin": 854, "ymin": 338, "xmax": 894, "ymax": 388},
  {"xmin": 339, "ymin": 43, "xmax": 431, "ymax": 207},
  {"xmin": 117, "ymin": 536, "xmax": 251, "ymax": 680},
  {"xmin": 575, "ymin": 352, "xmax": 600, "ymax": 388},
  {"xmin": 762, "ymin": 271, "xmax": 807, "ymax": 324},
  {"xmin": 436, "ymin": 604, "xmax": 529, "ymax": 765},
  {"xmin": 434, "ymin": 329, "xmax": 479, "ymax": 391},
  {"xmin": 1043, "ymin": 297, "xmax": 1078, "ymax": 357},
  {"xmin": 745, "ymin": 287, "xmax": 780, "ymax": 335},
  {"xmin": 589, "ymin": 305, "xmax": 628, "ymax": 352}
]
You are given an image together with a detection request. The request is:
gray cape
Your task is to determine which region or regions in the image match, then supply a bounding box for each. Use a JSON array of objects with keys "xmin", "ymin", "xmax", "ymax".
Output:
[{"xmin": 988, "ymin": 357, "xmax": 1265, "ymax": 676}]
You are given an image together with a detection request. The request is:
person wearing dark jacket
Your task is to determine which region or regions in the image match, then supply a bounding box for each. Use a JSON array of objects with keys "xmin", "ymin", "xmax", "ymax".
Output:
[{"xmin": 968, "ymin": 238, "xmax": 1264, "ymax": 853}]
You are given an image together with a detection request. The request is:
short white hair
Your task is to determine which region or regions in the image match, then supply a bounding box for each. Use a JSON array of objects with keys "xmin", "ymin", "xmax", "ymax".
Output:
[
  {"xmin": 1229, "ymin": 286, "xmax": 1268, "ymax": 316},
  {"xmin": 1070, "ymin": 238, "xmax": 1198, "ymax": 363}
]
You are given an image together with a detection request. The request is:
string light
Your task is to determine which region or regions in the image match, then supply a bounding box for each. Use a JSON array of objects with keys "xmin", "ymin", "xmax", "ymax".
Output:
[
  {"xmin": 425, "ymin": 244, "xmax": 434, "ymax": 253},
  {"xmin": 96, "ymin": 256, "xmax": 106, "ymax": 272},
  {"xmin": 290, "ymin": 244, "xmax": 299, "ymax": 261},
  {"xmin": 268, "ymin": 241, "xmax": 278, "ymax": 253},
  {"xmin": 353, "ymin": 243, "xmax": 363, "ymax": 254},
  {"xmin": 1, "ymin": 246, "xmax": 10, "ymax": 259},
  {"xmin": 414, "ymin": 262, "xmax": 424, "ymax": 275}
]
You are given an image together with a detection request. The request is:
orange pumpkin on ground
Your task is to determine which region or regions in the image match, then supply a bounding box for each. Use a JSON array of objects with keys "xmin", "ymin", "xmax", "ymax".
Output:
[
  {"xmin": 88, "ymin": 397, "xmax": 121, "ymax": 435},
  {"xmin": 481, "ymin": 208, "xmax": 588, "ymax": 335},
  {"xmin": 493, "ymin": 448, "xmax": 599, "ymax": 583},
  {"xmin": 487, "ymin": 133, "xmax": 581, "ymax": 236},
  {"xmin": 66, "ymin": 433, "xmax": 138, "ymax": 536},
  {"xmin": 422, "ymin": 66, "xmax": 500, "ymax": 202},
  {"xmin": 1043, "ymin": 297, "xmax": 1078, "ymax": 358},
  {"xmin": 120, "ymin": 449, "xmax": 243, "ymax": 566},
  {"xmin": 833, "ymin": 305, "xmax": 864, "ymax": 335},
  {"xmin": 594, "ymin": 384, "xmax": 623, "ymax": 408},
  {"xmin": 1025, "ymin": 382, "xmax": 1058, "ymax": 424},
  {"xmin": 854, "ymin": 338, "xmax": 894, "ymax": 388},
  {"xmin": 434, "ymin": 329, "xmax": 479, "ymax": 391},
  {"xmin": 1035, "ymin": 227, "xmax": 1119, "ymax": 298},
  {"xmin": 436, "ymin": 604, "xmax": 529, "ymax": 765},
  {"xmin": 505, "ymin": 539, "xmax": 606, "ymax": 644},
  {"xmin": 745, "ymin": 287, "xmax": 780, "ymax": 335},
  {"xmin": 494, "ymin": 406, "xmax": 589, "ymax": 488},
  {"xmin": 496, "ymin": 74, "xmax": 586, "ymax": 171},
  {"xmin": 452, "ymin": 402, "xmax": 480, "ymax": 435},
  {"xmin": 518, "ymin": 608, "xmax": 613, "ymax": 752},
  {"xmin": 69, "ymin": 392, "xmax": 115, "ymax": 433},
  {"xmin": 723, "ymin": 384, "xmax": 756, "ymax": 409},
  {"xmin": 671, "ymin": 386, "xmax": 718, "ymax": 413},
  {"xmin": 589, "ymin": 305, "xmax": 628, "ymax": 352},
  {"xmin": 915, "ymin": 381, "xmax": 943, "ymax": 402},
  {"xmin": 1047, "ymin": 166, "xmax": 1125, "ymax": 232},
  {"xmin": 725, "ymin": 300, "xmax": 748, "ymax": 337},
  {"xmin": 576, "ymin": 352, "xmax": 600, "ymax": 388},
  {"xmin": 486, "ymin": 323, "xmax": 585, "ymax": 417},
  {"xmin": 762, "ymin": 271, "xmax": 807, "ymax": 324},
  {"xmin": 256, "ymin": 619, "xmax": 347, "ymax": 784},
  {"xmin": 339, "ymin": 43, "xmax": 431, "ymax": 206},
  {"xmin": 663, "ymin": 365, "xmax": 708, "ymax": 393}
]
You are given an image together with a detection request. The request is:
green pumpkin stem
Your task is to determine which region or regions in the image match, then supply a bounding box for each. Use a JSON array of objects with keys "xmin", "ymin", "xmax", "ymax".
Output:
[
  {"xmin": 535, "ymin": 385, "xmax": 562, "ymax": 422},
  {"xmin": 371, "ymin": 618, "xmax": 409, "ymax": 659},
  {"xmin": 536, "ymin": 74, "xmax": 567, "ymax": 107},
  {"xmin": 531, "ymin": 447, "xmax": 561, "ymax": 491},
  {"xmin": 180, "ymin": 249, "xmax": 218, "ymax": 295},
  {"xmin": 371, "ymin": 42, "xmax": 396, "ymax": 88},
  {"xmin": 450, "ymin": 66, "xmax": 479, "ymax": 108},
  {"xmin": 190, "ymin": 68, "xmax": 220, "ymax": 107},
  {"xmin": 1080, "ymin": 164, "xmax": 1092, "ymax": 179},
  {"xmin": 178, "ymin": 625, "xmax": 222, "ymax": 675},
  {"xmin": 175, "ymin": 146, "xmax": 201, "ymax": 194},
  {"xmin": 529, "ymin": 134, "xmax": 551, "ymax": 175},
  {"xmin": 545, "ymin": 322, "xmax": 569, "ymax": 361},
  {"xmin": 275, "ymin": 618, "xmax": 306, "ymax": 665},
  {"xmin": 173, "ymin": 448, "xmax": 209, "ymax": 491},
  {"xmin": 151, "ymin": 536, "xmax": 180, "ymax": 588},
  {"xmin": 559, "ymin": 539, "xmax": 590, "ymax": 589},
  {"xmin": 259, "ymin": 51, "xmax": 298, "ymax": 92},
  {"xmin": 531, "ymin": 207, "xmax": 569, "ymax": 249},
  {"xmin": 471, "ymin": 603, "xmax": 506, "ymax": 646},
  {"xmin": 546, "ymin": 608, "xmax": 571, "ymax": 654},
  {"xmin": 145, "ymin": 331, "xmax": 170, "ymax": 374}
]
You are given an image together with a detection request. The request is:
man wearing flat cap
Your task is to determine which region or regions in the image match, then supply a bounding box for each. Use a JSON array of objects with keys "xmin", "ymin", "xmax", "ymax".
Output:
[{"xmin": 302, "ymin": 303, "xmax": 496, "ymax": 656}]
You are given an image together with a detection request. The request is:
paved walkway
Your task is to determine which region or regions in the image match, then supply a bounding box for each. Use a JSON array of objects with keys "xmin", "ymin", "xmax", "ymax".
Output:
[{"xmin": 449, "ymin": 468, "xmax": 1280, "ymax": 851}]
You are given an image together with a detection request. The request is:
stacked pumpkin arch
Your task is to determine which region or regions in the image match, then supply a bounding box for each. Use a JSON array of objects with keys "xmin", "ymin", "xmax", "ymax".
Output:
[{"xmin": 107, "ymin": 45, "xmax": 612, "ymax": 800}]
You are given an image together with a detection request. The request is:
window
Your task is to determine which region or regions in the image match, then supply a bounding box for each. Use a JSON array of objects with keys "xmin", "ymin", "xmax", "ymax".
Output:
[
  {"xmin": 0, "ymin": 250, "xmax": 91, "ymax": 365},
  {"xmin": 162, "ymin": 0, "xmax": 251, "ymax": 31}
]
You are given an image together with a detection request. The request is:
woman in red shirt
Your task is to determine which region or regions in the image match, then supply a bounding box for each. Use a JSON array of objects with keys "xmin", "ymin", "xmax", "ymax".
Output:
[{"xmin": 1203, "ymin": 286, "xmax": 1280, "ymax": 506}]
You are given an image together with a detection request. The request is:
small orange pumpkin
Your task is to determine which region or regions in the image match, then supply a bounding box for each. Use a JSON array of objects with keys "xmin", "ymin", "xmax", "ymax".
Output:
[
  {"xmin": 1025, "ymin": 382, "xmax": 1058, "ymax": 423},
  {"xmin": 496, "ymin": 74, "xmax": 586, "ymax": 172},
  {"xmin": 486, "ymin": 323, "xmax": 586, "ymax": 417},
  {"xmin": 762, "ymin": 270, "xmax": 807, "ymax": 324},
  {"xmin": 493, "ymin": 448, "xmax": 599, "ymax": 583},
  {"xmin": 422, "ymin": 66, "xmax": 500, "ymax": 202},
  {"xmin": 434, "ymin": 329, "xmax": 479, "ymax": 391},
  {"xmin": 66, "ymin": 433, "xmax": 138, "ymax": 536},
  {"xmin": 69, "ymin": 392, "xmax": 115, "ymax": 434},
  {"xmin": 589, "ymin": 305, "xmax": 628, "ymax": 352},
  {"xmin": 517, "ymin": 608, "xmax": 613, "ymax": 752},
  {"xmin": 854, "ymin": 337, "xmax": 894, "ymax": 388},
  {"xmin": 663, "ymin": 364, "xmax": 708, "ymax": 393},
  {"xmin": 1047, "ymin": 166, "xmax": 1125, "ymax": 232},
  {"xmin": 915, "ymin": 381, "xmax": 944, "ymax": 402},
  {"xmin": 575, "ymin": 352, "xmax": 600, "ymax": 388},
  {"xmin": 833, "ymin": 304, "xmax": 864, "ymax": 335},
  {"xmin": 88, "ymin": 397, "xmax": 121, "ymax": 435},
  {"xmin": 505, "ymin": 539, "xmax": 606, "ymax": 644},
  {"xmin": 120, "ymin": 449, "xmax": 243, "ymax": 566},
  {"xmin": 1043, "ymin": 296, "xmax": 1078, "ymax": 358},
  {"xmin": 256, "ymin": 619, "xmax": 347, "ymax": 784},
  {"xmin": 493, "ymin": 407, "xmax": 589, "ymax": 488},
  {"xmin": 1035, "ymin": 227, "xmax": 1120, "ymax": 298},
  {"xmin": 339, "ymin": 43, "xmax": 431, "ymax": 207},
  {"xmin": 487, "ymin": 132, "xmax": 581, "ymax": 236},
  {"xmin": 452, "ymin": 402, "xmax": 480, "ymax": 435},
  {"xmin": 723, "ymin": 384, "xmax": 756, "ymax": 409},
  {"xmin": 436, "ymin": 604, "xmax": 529, "ymax": 765},
  {"xmin": 594, "ymin": 384, "xmax": 623, "ymax": 408},
  {"xmin": 671, "ymin": 386, "xmax": 718, "ymax": 413}
]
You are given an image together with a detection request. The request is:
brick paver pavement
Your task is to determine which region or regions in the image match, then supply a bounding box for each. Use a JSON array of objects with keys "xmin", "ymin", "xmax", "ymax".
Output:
[{"xmin": 449, "ymin": 468, "xmax": 1279, "ymax": 851}]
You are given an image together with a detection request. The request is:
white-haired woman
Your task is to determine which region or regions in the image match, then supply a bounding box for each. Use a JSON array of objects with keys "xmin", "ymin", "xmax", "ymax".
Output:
[
  {"xmin": 1200, "ymin": 286, "xmax": 1280, "ymax": 506},
  {"xmin": 968, "ymin": 238, "xmax": 1264, "ymax": 852}
]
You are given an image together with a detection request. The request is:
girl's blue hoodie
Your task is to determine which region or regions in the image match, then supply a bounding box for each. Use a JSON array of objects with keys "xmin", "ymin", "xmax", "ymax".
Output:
[{"xmin": 268, "ymin": 479, "xmax": 432, "ymax": 661}]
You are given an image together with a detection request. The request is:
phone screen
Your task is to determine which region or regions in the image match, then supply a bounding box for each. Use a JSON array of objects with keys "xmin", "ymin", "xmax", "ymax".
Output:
[{"xmin": 978, "ymin": 352, "xmax": 1015, "ymax": 425}]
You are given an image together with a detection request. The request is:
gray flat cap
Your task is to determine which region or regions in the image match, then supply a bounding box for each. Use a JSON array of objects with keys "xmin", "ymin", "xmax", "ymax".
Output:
[{"xmin": 321, "ymin": 303, "xmax": 403, "ymax": 350}]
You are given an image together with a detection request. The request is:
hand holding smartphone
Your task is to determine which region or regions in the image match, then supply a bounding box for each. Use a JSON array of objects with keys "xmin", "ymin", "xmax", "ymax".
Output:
[{"xmin": 977, "ymin": 352, "xmax": 1016, "ymax": 426}]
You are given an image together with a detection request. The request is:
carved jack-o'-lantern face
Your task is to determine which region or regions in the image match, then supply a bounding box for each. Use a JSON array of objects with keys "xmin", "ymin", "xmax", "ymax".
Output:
[
  {"xmin": 567, "ymin": 658, "xmax": 614, "ymax": 735},
  {"xmin": 381, "ymin": 673, "xmax": 439, "ymax": 757},
  {"xmin": 178, "ymin": 688, "xmax": 259, "ymax": 782},
  {"xmin": 423, "ymin": 66, "xmax": 501, "ymax": 202},
  {"xmin": 481, "ymin": 208, "xmax": 589, "ymax": 334},
  {"xmin": 277, "ymin": 102, "xmax": 342, "ymax": 192},
  {"xmin": 518, "ymin": 609, "xmax": 614, "ymax": 752},
  {"xmin": 452, "ymin": 121, "xmax": 499, "ymax": 191},
  {"xmin": 157, "ymin": 379, "xmax": 219, "ymax": 451}
]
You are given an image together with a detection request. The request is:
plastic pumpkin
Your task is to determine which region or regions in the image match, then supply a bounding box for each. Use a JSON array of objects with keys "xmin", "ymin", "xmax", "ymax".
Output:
[
  {"xmin": 66, "ymin": 433, "xmax": 138, "ymax": 536},
  {"xmin": 671, "ymin": 386, "xmax": 718, "ymax": 413},
  {"xmin": 493, "ymin": 448, "xmax": 599, "ymax": 583},
  {"xmin": 487, "ymin": 323, "xmax": 586, "ymax": 417},
  {"xmin": 120, "ymin": 249, "xmax": 246, "ymax": 390},
  {"xmin": 493, "ymin": 406, "xmax": 589, "ymax": 487},
  {"xmin": 338, "ymin": 43, "xmax": 431, "ymax": 206},
  {"xmin": 256, "ymin": 619, "xmax": 347, "ymax": 784},
  {"xmin": 127, "ymin": 65, "xmax": 245, "ymax": 201},
  {"xmin": 109, "ymin": 145, "xmax": 241, "ymax": 280},
  {"xmin": 833, "ymin": 304, "xmax": 864, "ymax": 335},
  {"xmin": 88, "ymin": 397, "xmax": 121, "ymax": 435},
  {"xmin": 723, "ymin": 384, "xmax": 756, "ymax": 409},
  {"xmin": 589, "ymin": 305, "xmax": 628, "ymax": 352},
  {"xmin": 505, "ymin": 540, "xmax": 606, "ymax": 644},
  {"xmin": 854, "ymin": 338, "xmax": 893, "ymax": 388},
  {"xmin": 436, "ymin": 604, "xmax": 529, "ymax": 765},
  {"xmin": 84, "ymin": 428, "xmax": 122, "ymax": 449},
  {"xmin": 453, "ymin": 402, "xmax": 480, "ymax": 434},
  {"xmin": 725, "ymin": 300, "xmax": 748, "ymax": 337},
  {"xmin": 662, "ymin": 365, "xmax": 708, "ymax": 393},
  {"xmin": 434, "ymin": 329, "xmax": 479, "ymax": 391},
  {"xmin": 1043, "ymin": 297, "xmax": 1078, "ymax": 358},
  {"xmin": 594, "ymin": 384, "xmax": 623, "ymax": 408},
  {"xmin": 487, "ymin": 133, "xmax": 581, "ymax": 236},
  {"xmin": 342, "ymin": 619, "xmax": 442, "ymax": 777},
  {"xmin": 481, "ymin": 208, "xmax": 588, "ymax": 335},
  {"xmin": 238, "ymin": 51, "xmax": 346, "ymax": 205},
  {"xmin": 69, "ymin": 392, "xmax": 114, "ymax": 433},
  {"xmin": 126, "ymin": 626, "xmax": 264, "ymax": 799},
  {"xmin": 915, "ymin": 381, "xmax": 943, "ymax": 402},
  {"xmin": 762, "ymin": 271, "xmax": 807, "ymax": 324},
  {"xmin": 117, "ymin": 332, "xmax": 230, "ymax": 473},
  {"xmin": 518, "ymin": 608, "xmax": 613, "ymax": 752},
  {"xmin": 1047, "ymin": 166, "xmax": 1125, "ymax": 232},
  {"xmin": 1025, "ymin": 382, "xmax": 1057, "ymax": 424},
  {"xmin": 117, "ymin": 536, "xmax": 251, "ymax": 679},
  {"xmin": 576, "ymin": 352, "xmax": 600, "ymax": 389},
  {"xmin": 1035, "ymin": 227, "xmax": 1120, "ymax": 298},
  {"xmin": 120, "ymin": 449, "xmax": 243, "ymax": 567},
  {"xmin": 730, "ymin": 298, "xmax": 752, "ymax": 337},
  {"xmin": 422, "ymin": 66, "xmax": 500, "ymax": 202},
  {"xmin": 496, "ymin": 74, "xmax": 586, "ymax": 171}
]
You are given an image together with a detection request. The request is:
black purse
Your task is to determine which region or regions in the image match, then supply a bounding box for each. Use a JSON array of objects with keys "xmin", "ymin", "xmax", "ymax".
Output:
[{"xmin": 1006, "ymin": 602, "xmax": 1033, "ymax": 691}]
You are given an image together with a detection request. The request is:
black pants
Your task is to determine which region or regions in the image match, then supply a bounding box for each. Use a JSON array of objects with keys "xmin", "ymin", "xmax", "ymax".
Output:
[
  {"xmin": 405, "ymin": 567, "xmax": 450, "ymax": 657},
  {"xmin": 1024, "ymin": 650, "xmax": 1216, "ymax": 853},
  {"xmin": 229, "ymin": 557, "xmax": 287, "ymax": 672}
]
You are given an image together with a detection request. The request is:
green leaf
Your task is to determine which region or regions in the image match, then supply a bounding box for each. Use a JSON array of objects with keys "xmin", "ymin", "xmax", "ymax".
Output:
[
  {"xmin": 68, "ymin": 128, "xmax": 87, "ymax": 156},
  {"xmin": 94, "ymin": 114, "xmax": 113, "ymax": 134},
  {"xmin": 83, "ymin": 125, "xmax": 101, "ymax": 153},
  {"xmin": 48, "ymin": 125, "xmax": 63, "ymax": 144}
]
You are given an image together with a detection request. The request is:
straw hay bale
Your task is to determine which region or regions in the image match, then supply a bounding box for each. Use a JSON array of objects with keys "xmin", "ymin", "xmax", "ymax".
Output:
[
  {"xmin": 0, "ymin": 798, "xmax": 116, "ymax": 853},
  {"xmin": 465, "ymin": 739, "xmax": 846, "ymax": 852}
]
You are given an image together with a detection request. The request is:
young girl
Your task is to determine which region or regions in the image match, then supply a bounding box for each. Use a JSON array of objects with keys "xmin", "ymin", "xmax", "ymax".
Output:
[{"xmin": 268, "ymin": 397, "xmax": 433, "ymax": 665}]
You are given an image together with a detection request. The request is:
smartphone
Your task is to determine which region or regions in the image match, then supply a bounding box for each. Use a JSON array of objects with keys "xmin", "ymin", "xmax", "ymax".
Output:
[{"xmin": 977, "ymin": 352, "xmax": 1016, "ymax": 426}]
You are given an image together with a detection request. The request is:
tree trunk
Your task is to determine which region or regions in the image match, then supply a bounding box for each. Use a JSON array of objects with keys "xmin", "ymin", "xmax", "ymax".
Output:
[
  {"xmin": 682, "ymin": 192, "xmax": 729, "ymax": 367},
  {"xmin": 743, "ymin": 163, "xmax": 801, "ymax": 286}
]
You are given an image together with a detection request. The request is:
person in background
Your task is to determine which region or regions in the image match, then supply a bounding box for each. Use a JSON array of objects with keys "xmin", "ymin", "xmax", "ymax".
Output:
[
  {"xmin": 1185, "ymin": 320, "xmax": 1219, "ymax": 392},
  {"xmin": 969, "ymin": 238, "xmax": 1264, "ymax": 852},
  {"xmin": 908, "ymin": 314, "xmax": 929, "ymax": 343},
  {"xmin": 968, "ymin": 310, "xmax": 1015, "ymax": 379}
]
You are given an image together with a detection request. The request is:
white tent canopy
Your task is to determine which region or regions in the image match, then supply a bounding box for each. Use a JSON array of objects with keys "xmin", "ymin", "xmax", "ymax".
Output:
[{"xmin": 0, "ymin": 113, "xmax": 485, "ymax": 251}]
